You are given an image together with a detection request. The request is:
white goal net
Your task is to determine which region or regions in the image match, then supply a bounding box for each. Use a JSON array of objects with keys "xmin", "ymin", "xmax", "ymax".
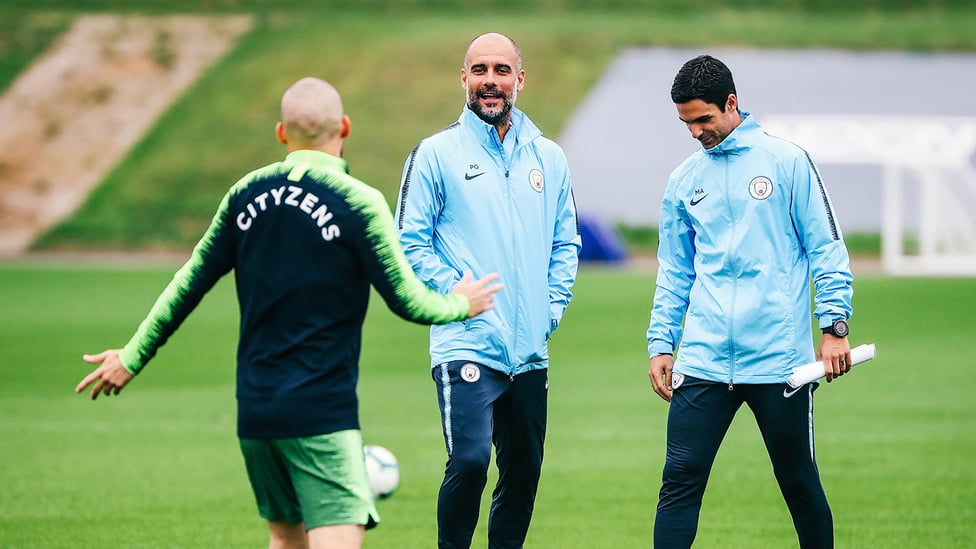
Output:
[{"xmin": 763, "ymin": 115, "xmax": 976, "ymax": 276}]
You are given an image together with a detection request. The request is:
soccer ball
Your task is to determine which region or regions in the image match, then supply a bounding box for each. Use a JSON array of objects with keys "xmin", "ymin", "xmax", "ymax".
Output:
[{"xmin": 364, "ymin": 444, "xmax": 399, "ymax": 499}]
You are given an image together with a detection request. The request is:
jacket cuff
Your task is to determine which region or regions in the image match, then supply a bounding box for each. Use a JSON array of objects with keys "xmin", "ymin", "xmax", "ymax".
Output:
[{"xmin": 648, "ymin": 342, "xmax": 674, "ymax": 358}]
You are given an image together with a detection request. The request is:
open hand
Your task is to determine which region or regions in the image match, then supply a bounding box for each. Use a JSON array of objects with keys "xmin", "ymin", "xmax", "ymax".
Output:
[
  {"xmin": 76, "ymin": 349, "xmax": 134, "ymax": 400},
  {"xmin": 452, "ymin": 271, "xmax": 503, "ymax": 318}
]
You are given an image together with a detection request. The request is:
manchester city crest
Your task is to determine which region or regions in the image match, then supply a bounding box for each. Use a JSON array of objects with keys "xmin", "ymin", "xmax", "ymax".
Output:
[
  {"xmin": 460, "ymin": 363, "xmax": 481, "ymax": 382},
  {"xmin": 528, "ymin": 169, "xmax": 544, "ymax": 192},
  {"xmin": 671, "ymin": 372, "xmax": 685, "ymax": 390},
  {"xmin": 749, "ymin": 176, "xmax": 773, "ymax": 200}
]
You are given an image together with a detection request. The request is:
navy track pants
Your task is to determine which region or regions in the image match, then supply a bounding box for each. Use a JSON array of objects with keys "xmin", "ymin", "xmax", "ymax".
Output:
[
  {"xmin": 433, "ymin": 361, "xmax": 548, "ymax": 549},
  {"xmin": 654, "ymin": 375, "xmax": 833, "ymax": 549}
]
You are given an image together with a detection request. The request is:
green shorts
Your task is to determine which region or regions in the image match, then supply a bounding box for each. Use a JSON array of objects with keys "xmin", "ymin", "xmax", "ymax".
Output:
[{"xmin": 239, "ymin": 429, "xmax": 379, "ymax": 530}]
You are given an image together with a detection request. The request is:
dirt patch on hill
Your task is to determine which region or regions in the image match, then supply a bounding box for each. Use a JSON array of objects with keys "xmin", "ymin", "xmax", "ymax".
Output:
[{"xmin": 0, "ymin": 14, "xmax": 253, "ymax": 257}]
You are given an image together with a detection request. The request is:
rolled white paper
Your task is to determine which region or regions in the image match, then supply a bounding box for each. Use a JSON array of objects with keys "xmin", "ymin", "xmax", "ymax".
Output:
[{"xmin": 786, "ymin": 343, "xmax": 877, "ymax": 388}]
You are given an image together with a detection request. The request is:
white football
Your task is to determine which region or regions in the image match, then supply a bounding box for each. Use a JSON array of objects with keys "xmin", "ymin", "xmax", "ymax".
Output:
[{"xmin": 364, "ymin": 444, "xmax": 399, "ymax": 499}]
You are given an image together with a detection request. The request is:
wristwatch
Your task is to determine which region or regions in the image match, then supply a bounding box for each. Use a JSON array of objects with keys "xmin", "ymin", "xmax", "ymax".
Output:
[{"xmin": 822, "ymin": 319, "xmax": 849, "ymax": 338}]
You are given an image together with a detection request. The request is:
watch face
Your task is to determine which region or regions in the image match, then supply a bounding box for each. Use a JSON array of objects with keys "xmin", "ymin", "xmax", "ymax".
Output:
[{"xmin": 833, "ymin": 320, "xmax": 849, "ymax": 337}]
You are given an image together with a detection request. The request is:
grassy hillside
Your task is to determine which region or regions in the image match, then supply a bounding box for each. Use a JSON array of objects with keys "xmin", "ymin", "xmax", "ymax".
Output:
[{"xmin": 2, "ymin": 4, "xmax": 975, "ymax": 251}]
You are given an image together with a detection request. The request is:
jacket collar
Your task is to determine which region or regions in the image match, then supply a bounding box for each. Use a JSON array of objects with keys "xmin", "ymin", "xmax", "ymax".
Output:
[
  {"xmin": 458, "ymin": 105, "xmax": 542, "ymax": 150},
  {"xmin": 703, "ymin": 111, "xmax": 759, "ymax": 157},
  {"xmin": 284, "ymin": 149, "xmax": 349, "ymax": 174}
]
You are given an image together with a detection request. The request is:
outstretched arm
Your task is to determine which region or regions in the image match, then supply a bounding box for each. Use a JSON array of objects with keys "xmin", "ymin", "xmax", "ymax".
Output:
[{"xmin": 74, "ymin": 192, "xmax": 235, "ymax": 399}]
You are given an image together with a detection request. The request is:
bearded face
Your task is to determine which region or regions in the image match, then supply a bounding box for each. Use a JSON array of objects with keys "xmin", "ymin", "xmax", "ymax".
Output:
[
  {"xmin": 466, "ymin": 82, "xmax": 517, "ymax": 126},
  {"xmin": 461, "ymin": 34, "xmax": 524, "ymax": 130}
]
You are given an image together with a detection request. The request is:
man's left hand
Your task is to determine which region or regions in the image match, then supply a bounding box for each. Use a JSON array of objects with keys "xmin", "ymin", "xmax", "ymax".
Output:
[{"xmin": 818, "ymin": 335, "xmax": 851, "ymax": 382}]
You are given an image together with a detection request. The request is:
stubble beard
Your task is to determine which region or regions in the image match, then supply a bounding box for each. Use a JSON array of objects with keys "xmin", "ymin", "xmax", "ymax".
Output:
[{"xmin": 467, "ymin": 86, "xmax": 516, "ymax": 127}]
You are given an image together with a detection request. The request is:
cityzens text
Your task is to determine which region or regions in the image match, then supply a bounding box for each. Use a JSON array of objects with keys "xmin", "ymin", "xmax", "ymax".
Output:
[{"xmin": 236, "ymin": 185, "xmax": 341, "ymax": 241}]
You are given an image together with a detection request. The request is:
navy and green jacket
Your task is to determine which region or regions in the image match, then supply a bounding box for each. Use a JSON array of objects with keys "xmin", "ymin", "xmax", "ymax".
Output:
[{"xmin": 118, "ymin": 150, "xmax": 470, "ymax": 438}]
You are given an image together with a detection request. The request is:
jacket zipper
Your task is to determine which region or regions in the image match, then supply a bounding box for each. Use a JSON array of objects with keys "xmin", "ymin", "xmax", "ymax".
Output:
[
  {"xmin": 725, "ymin": 154, "xmax": 737, "ymax": 388},
  {"xmin": 494, "ymin": 127, "xmax": 517, "ymax": 377}
]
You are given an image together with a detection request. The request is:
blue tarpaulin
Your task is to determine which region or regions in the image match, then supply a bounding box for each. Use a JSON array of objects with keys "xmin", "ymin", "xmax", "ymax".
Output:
[{"xmin": 577, "ymin": 214, "xmax": 630, "ymax": 263}]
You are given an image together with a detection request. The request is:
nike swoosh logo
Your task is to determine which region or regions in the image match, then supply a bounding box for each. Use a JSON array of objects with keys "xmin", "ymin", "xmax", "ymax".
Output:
[
  {"xmin": 464, "ymin": 172, "xmax": 485, "ymax": 180},
  {"xmin": 783, "ymin": 385, "xmax": 804, "ymax": 398},
  {"xmin": 689, "ymin": 194, "xmax": 709, "ymax": 206}
]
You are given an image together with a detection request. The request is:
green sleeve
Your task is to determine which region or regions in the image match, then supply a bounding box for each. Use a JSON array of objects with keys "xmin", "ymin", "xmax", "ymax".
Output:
[{"xmin": 118, "ymin": 193, "xmax": 235, "ymax": 374}]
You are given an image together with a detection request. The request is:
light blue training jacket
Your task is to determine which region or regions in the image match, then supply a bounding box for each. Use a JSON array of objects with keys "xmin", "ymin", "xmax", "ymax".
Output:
[
  {"xmin": 647, "ymin": 112, "xmax": 853, "ymax": 385},
  {"xmin": 396, "ymin": 106, "xmax": 581, "ymax": 376}
]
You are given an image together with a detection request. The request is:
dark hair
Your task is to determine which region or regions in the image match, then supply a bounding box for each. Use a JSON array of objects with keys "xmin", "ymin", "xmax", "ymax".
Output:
[{"xmin": 670, "ymin": 55, "xmax": 736, "ymax": 112}]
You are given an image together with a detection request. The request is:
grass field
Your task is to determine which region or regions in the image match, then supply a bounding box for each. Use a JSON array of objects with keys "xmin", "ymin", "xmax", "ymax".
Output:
[{"xmin": 1, "ymin": 262, "xmax": 973, "ymax": 548}]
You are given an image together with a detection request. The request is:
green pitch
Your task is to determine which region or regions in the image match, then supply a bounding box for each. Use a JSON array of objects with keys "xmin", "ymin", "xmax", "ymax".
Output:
[{"xmin": 0, "ymin": 263, "xmax": 973, "ymax": 547}]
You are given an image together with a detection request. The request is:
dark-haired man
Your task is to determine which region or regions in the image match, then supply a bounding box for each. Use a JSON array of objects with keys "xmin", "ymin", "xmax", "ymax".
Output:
[{"xmin": 646, "ymin": 55, "xmax": 854, "ymax": 548}]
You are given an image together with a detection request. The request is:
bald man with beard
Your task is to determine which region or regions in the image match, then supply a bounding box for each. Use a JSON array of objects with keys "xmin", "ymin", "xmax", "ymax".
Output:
[
  {"xmin": 396, "ymin": 34, "xmax": 581, "ymax": 549},
  {"xmin": 77, "ymin": 77, "xmax": 501, "ymax": 549}
]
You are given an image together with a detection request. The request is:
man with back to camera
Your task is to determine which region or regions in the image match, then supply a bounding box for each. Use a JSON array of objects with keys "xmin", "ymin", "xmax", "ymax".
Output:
[
  {"xmin": 646, "ymin": 55, "xmax": 854, "ymax": 548},
  {"xmin": 76, "ymin": 77, "xmax": 502, "ymax": 549},
  {"xmin": 395, "ymin": 33, "xmax": 581, "ymax": 549}
]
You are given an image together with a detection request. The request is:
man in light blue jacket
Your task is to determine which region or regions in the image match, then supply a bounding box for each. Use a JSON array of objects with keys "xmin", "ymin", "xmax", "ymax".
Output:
[
  {"xmin": 396, "ymin": 32, "xmax": 580, "ymax": 549},
  {"xmin": 646, "ymin": 55, "xmax": 854, "ymax": 548}
]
